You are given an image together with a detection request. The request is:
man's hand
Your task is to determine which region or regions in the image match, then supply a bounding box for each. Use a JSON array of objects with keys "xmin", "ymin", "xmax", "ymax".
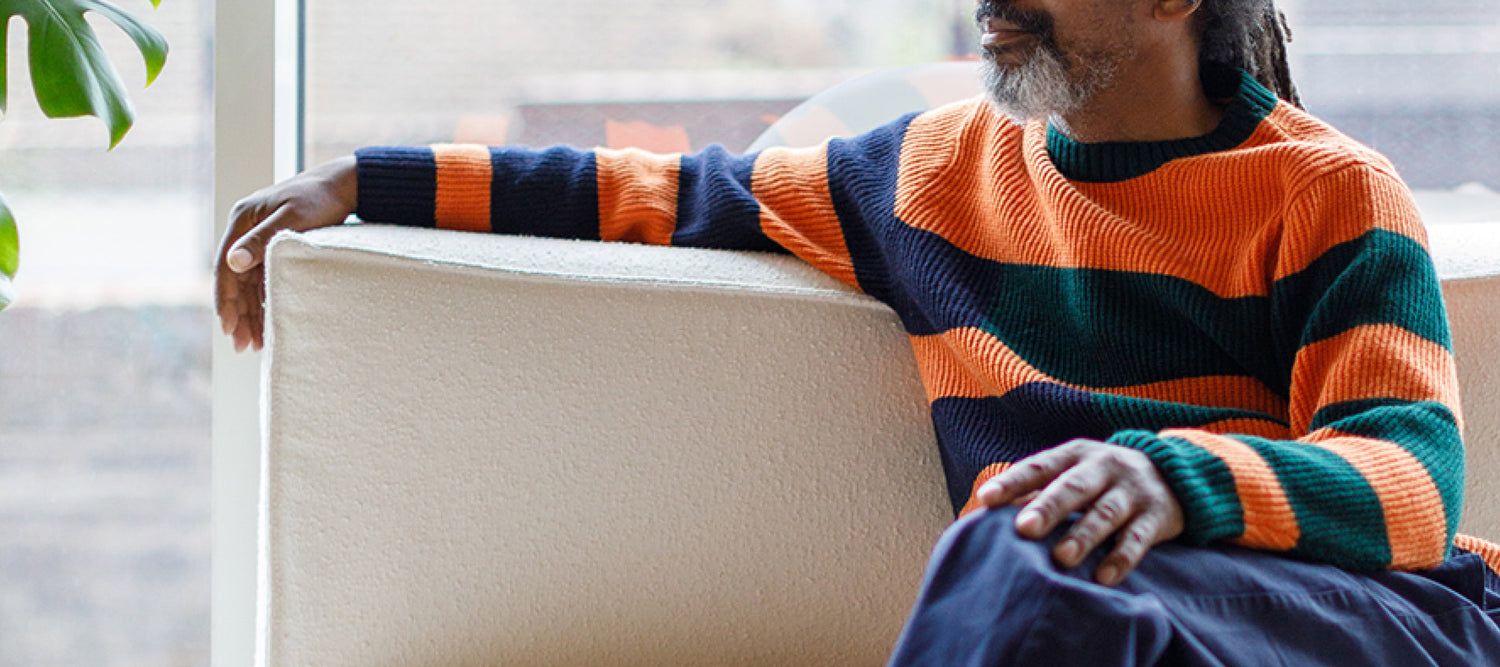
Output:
[
  {"xmin": 977, "ymin": 439, "xmax": 1184, "ymax": 587},
  {"xmin": 215, "ymin": 156, "xmax": 359, "ymax": 352}
]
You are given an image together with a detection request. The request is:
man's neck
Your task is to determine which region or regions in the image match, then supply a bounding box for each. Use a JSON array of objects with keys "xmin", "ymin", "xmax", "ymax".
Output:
[{"xmin": 1054, "ymin": 57, "xmax": 1224, "ymax": 144}]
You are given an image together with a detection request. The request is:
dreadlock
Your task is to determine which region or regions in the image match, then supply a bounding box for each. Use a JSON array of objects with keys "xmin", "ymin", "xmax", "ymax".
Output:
[{"xmin": 1196, "ymin": 0, "xmax": 1301, "ymax": 108}]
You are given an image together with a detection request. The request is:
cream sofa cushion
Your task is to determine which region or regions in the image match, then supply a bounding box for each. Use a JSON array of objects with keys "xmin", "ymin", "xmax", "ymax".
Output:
[{"xmin": 261, "ymin": 225, "xmax": 951, "ymax": 666}]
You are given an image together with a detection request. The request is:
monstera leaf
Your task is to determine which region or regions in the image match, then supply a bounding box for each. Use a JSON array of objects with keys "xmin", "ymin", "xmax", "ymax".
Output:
[
  {"xmin": 1, "ymin": 0, "xmax": 168, "ymax": 148},
  {"xmin": 0, "ymin": 195, "xmax": 17, "ymax": 311}
]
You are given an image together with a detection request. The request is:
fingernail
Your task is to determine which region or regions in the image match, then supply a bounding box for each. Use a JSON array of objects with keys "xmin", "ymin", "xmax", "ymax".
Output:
[
  {"xmin": 978, "ymin": 481, "xmax": 1002, "ymax": 504},
  {"xmin": 1016, "ymin": 510, "xmax": 1041, "ymax": 534},
  {"xmin": 1056, "ymin": 540, "xmax": 1080, "ymax": 565},
  {"xmin": 227, "ymin": 248, "xmax": 253, "ymax": 272},
  {"xmin": 1097, "ymin": 565, "xmax": 1120, "ymax": 586}
]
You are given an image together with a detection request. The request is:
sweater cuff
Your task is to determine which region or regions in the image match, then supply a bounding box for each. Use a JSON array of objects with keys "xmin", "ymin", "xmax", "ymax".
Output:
[
  {"xmin": 354, "ymin": 146, "xmax": 439, "ymax": 227},
  {"xmin": 1107, "ymin": 430, "xmax": 1246, "ymax": 545}
]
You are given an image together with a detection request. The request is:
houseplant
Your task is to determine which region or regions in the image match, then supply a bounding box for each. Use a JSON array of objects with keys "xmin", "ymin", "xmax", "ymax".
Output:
[{"xmin": 0, "ymin": 0, "xmax": 168, "ymax": 310}]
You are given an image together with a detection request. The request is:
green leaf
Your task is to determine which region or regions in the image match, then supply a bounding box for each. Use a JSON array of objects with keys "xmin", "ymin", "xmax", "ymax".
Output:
[
  {"xmin": 0, "ymin": 0, "xmax": 168, "ymax": 148},
  {"xmin": 0, "ymin": 193, "xmax": 17, "ymax": 311}
]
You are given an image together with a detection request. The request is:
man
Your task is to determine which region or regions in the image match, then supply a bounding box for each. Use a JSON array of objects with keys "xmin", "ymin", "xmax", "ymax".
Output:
[{"xmin": 218, "ymin": 0, "xmax": 1500, "ymax": 663}]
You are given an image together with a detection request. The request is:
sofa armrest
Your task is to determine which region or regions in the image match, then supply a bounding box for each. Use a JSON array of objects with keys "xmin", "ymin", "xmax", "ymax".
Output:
[
  {"xmin": 261, "ymin": 225, "xmax": 951, "ymax": 666},
  {"xmin": 1429, "ymin": 222, "xmax": 1500, "ymax": 539}
]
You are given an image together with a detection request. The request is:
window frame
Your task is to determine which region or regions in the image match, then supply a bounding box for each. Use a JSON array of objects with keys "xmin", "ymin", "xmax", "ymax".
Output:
[{"xmin": 211, "ymin": 1, "xmax": 303, "ymax": 665}]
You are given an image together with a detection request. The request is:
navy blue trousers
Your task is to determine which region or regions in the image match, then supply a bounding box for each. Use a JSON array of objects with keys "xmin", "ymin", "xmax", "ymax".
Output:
[{"xmin": 888, "ymin": 507, "xmax": 1500, "ymax": 666}]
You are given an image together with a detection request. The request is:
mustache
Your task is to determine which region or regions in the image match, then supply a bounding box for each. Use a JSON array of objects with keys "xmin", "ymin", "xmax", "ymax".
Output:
[{"xmin": 974, "ymin": 1, "xmax": 1054, "ymax": 35}]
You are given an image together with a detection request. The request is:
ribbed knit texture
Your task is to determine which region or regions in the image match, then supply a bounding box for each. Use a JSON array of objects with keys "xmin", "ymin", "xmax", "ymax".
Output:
[{"xmin": 354, "ymin": 71, "xmax": 1494, "ymax": 573}]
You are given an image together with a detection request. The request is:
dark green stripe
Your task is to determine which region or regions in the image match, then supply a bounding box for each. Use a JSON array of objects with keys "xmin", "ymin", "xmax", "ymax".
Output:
[
  {"xmin": 981, "ymin": 265, "xmax": 1282, "ymax": 393},
  {"xmin": 1242, "ymin": 436, "xmax": 1392, "ymax": 569},
  {"xmin": 1273, "ymin": 229, "xmax": 1451, "ymax": 357},
  {"xmin": 1109, "ymin": 431, "xmax": 1245, "ymax": 543},
  {"xmin": 1313, "ymin": 399, "xmax": 1465, "ymax": 540},
  {"xmin": 1047, "ymin": 66, "xmax": 1276, "ymax": 183},
  {"xmin": 1093, "ymin": 393, "xmax": 1286, "ymax": 433}
]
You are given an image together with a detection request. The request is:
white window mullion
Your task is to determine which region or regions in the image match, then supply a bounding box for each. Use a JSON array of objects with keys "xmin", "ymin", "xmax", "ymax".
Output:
[{"xmin": 212, "ymin": 0, "xmax": 302, "ymax": 664}]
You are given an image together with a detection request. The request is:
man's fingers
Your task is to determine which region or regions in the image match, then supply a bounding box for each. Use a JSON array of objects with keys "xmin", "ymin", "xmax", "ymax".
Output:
[
  {"xmin": 978, "ymin": 445, "xmax": 1080, "ymax": 508},
  {"xmin": 225, "ymin": 206, "xmax": 295, "ymax": 274},
  {"xmin": 1095, "ymin": 513, "xmax": 1164, "ymax": 586},
  {"xmin": 1053, "ymin": 487, "xmax": 1137, "ymax": 569},
  {"xmin": 1015, "ymin": 464, "xmax": 1109, "ymax": 538}
]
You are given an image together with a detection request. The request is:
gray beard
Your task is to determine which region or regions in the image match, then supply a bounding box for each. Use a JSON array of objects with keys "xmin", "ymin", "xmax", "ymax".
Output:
[{"xmin": 980, "ymin": 40, "xmax": 1125, "ymax": 125}]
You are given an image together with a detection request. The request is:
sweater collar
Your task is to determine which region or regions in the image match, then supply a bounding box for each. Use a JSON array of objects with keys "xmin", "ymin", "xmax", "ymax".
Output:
[{"xmin": 1044, "ymin": 65, "xmax": 1279, "ymax": 183}]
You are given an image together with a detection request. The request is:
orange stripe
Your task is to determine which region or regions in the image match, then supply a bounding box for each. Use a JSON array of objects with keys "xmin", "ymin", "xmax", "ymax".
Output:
[
  {"xmin": 1196, "ymin": 418, "xmax": 1291, "ymax": 440},
  {"xmin": 886, "ymin": 101, "xmax": 1428, "ymax": 298},
  {"xmin": 594, "ymin": 147, "xmax": 680, "ymax": 246},
  {"xmin": 1261, "ymin": 135, "xmax": 1429, "ymax": 280},
  {"xmin": 959, "ymin": 463, "xmax": 1013, "ymax": 518},
  {"xmin": 1455, "ymin": 533, "xmax": 1500, "ymax": 574},
  {"xmin": 908, "ymin": 328, "xmax": 1053, "ymax": 404},
  {"xmin": 908, "ymin": 328, "xmax": 1285, "ymax": 418},
  {"xmin": 891, "ymin": 103, "xmax": 1281, "ymax": 299},
  {"xmin": 1162, "ymin": 430, "xmax": 1300, "ymax": 551},
  {"xmin": 432, "ymin": 144, "xmax": 493, "ymax": 233},
  {"xmin": 1289, "ymin": 324, "xmax": 1461, "ymax": 434},
  {"xmin": 1111, "ymin": 376, "xmax": 1287, "ymax": 418},
  {"xmin": 752, "ymin": 144, "xmax": 859, "ymax": 288},
  {"xmin": 1306, "ymin": 428, "xmax": 1450, "ymax": 569}
]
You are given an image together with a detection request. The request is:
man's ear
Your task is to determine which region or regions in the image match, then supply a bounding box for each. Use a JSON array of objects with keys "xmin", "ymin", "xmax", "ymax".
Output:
[{"xmin": 1153, "ymin": 0, "xmax": 1200, "ymax": 23}]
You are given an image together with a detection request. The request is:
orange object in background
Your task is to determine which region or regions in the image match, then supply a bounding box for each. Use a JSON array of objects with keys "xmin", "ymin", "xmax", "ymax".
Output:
[
  {"xmin": 454, "ymin": 114, "xmax": 511, "ymax": 145},
  {"xmin": 605, "ymin": 119, "xmax": 692, "ymax": 154}
]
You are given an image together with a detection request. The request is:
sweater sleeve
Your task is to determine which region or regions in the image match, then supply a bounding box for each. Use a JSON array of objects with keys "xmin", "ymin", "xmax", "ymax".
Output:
[
  {"xmin": 352, "ymin": 140, "xmax": 866, "ymax": 290},
  {"xmin": 1108, "ymin": 165, "xmax": 1464, "ymax": 571}
]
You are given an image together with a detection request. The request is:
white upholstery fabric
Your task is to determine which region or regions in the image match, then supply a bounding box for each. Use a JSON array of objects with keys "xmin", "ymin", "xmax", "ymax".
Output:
[
  {"xmin": 1432, "ymin": 222, "xmax": 1500, "ymax": 536},
  {"xmin": 261, "ymin": 225, "xmax": 951, "ymax": 666},
  {"xmin": 261, "ymin": 220, "xmax": 1500, "ymax": 666}
]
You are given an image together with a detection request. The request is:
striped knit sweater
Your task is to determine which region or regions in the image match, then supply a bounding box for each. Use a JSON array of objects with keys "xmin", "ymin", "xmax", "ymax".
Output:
[{"xmin": 354, "ymin": 68, "xmax": 1500, "ymax": 573}]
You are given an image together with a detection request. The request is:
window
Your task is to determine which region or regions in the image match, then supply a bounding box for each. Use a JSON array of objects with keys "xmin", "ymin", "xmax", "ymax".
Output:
[
  {"xmin": 301, "ymin": 0, "xmax": 978, "ymax": 163},
  {"xmin": 1289, "ymin": 0, "xmax": 1500, "ymax": 190},
  {"xmin": 0, "ymin": 2, "xmax": 213, "ymax": 665}
]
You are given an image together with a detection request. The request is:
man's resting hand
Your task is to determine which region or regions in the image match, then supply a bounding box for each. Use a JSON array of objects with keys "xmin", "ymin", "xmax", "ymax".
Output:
[
  {"xmin": 215, "ymin": 157, "xmax": 358, "ymax": 352},
  {"xmin": 977, "ymin": 439, "xmax": 1185, "ymax": 587}
]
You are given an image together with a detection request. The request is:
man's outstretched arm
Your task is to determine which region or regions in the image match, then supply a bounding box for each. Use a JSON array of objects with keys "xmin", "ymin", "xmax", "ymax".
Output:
[{"xmin": 216, "ymin": 132, "xmax": 902, "ymax": 350}]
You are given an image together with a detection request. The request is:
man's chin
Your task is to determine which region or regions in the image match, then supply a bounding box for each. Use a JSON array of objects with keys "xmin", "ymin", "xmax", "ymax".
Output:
[{"xmin": 978, "ymin": 51, "xmax": 1084, "ymax": 124}]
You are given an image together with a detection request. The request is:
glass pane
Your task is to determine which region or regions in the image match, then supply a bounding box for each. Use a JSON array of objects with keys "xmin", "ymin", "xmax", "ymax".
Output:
[
  {"xmin": 303, "ymin": 0, "xmax": 981, "ymax": 165},
  {"xmin": 0, "ymin": 2, "xmax": 214, "ymax": 665},
  {"xmin": 1286, "ymin": 0, "xmax": 1500, "ymax": 189},
  {"xmin": 305, "ymin": 1, "xmax": 1500, "ymax": 193}
]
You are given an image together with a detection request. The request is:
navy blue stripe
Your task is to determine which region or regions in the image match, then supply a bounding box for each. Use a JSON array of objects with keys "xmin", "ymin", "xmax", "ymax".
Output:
[
  {"xmin": 673, "ymin": 145, "xmax": 785, "ymax": 253},
  {"xmin": 489, "ymin": 146, "xmax": 601, "ymax": 240},
  {"xmin": 929, "ymin": 383, "xmax": 1284, "ymax": 514},
  {"xmin": 930, "ymin": 384, "xmax": 1116, "ymax": 513},
  {"xmin": 354, "ymin": 146, "xmax": 437, "ymax": 227},
  {"xmin": 825, "ymin": 113, "xmax": 940, "ymax": 335}
]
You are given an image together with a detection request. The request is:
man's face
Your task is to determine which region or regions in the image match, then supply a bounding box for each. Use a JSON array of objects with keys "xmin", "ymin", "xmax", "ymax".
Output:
[{"xmin": 974, "ymin": 0, "xmax": 1139, "ymax": 122}]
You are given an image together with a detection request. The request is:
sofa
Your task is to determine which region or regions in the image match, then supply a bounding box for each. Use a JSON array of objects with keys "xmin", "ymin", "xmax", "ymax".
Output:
[{"xmin": 255, "ymin": 209, "xmax": 1500, "ymax": 665}]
